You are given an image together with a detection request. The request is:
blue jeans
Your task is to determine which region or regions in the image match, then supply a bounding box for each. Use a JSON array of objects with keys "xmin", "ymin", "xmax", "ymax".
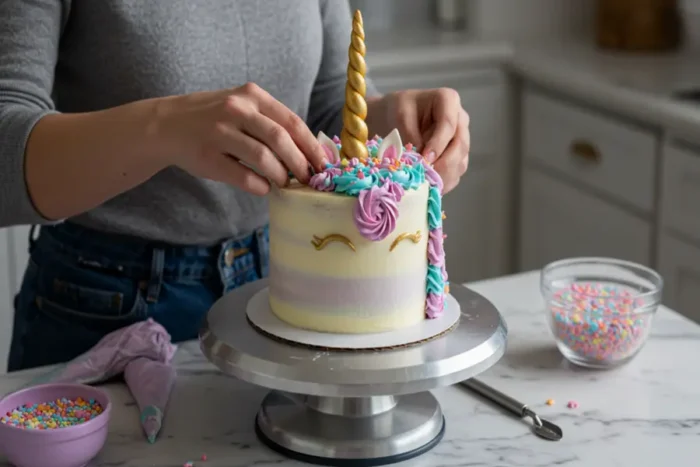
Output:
[{"xmin": 7, "ymin": 222, "xmax": 269, "ymax": 372}]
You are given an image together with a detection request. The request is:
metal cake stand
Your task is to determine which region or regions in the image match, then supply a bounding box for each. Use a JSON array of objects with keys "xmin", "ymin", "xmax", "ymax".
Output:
[{"xmin": 200, "ymin": 279, "xmax": 507, "ymax": 466}]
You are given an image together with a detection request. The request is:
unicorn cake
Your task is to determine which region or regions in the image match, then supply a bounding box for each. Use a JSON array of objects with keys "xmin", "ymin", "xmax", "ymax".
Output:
[{"xmin": 267, "ymin": 10, "xmax": 448, "ymax": 334}]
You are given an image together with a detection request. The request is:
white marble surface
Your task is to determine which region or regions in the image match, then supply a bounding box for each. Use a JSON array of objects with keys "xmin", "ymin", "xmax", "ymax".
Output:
[
  {"xmin": 368, "ymin": 31, "xmax": 700, "ymax": 143},
  {"xmin": 1, "ymin": 271, "xmax": 699, "ymax": 467}
]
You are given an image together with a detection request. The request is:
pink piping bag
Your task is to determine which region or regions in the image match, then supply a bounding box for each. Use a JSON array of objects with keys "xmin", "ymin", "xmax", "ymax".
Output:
[
  {"xmin": 27, "ymin": 318, "xmax": 176, "ymax": 387},
  {"xmin": 124, "ymin": 357, "xmax": 177, "ymax": 443},
  {"xmin": 24, "ymin": 318, "xmax": 178, "ymax": 444}
]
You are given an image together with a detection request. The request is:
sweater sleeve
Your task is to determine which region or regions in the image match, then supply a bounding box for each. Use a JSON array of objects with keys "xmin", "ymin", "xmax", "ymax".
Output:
[
  {"xmin": 306, "ymin": 0, "xmax": 381, "ymax": 138},
  {"xmin": 0, "ymin": 0, "xmax": 70, "ymax": 227}
]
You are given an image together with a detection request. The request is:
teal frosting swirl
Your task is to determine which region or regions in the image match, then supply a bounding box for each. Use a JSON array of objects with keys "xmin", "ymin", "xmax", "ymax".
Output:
[
  {"xmin": 389, "ymin": 163, "xmax": 425, "ymax": 189},
  {"xmin": 426, "ymin": 264, "xmax": 445, "ymax": 295},
  {"xmin": 427, "ymin": 186, "xmax": 442, "ymax": 230},
  {"xmin": 334, "ymin": 171, "xmax": 375, "ymax": 195}
]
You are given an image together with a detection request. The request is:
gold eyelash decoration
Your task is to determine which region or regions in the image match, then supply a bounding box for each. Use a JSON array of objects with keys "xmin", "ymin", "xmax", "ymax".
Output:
[
  {"xmin": 389, "ymin": 231, "xmax": 422, "ymax": 252},
  {"xmin": 311, "ymin": 234, "xmax": 356, "ymax": 252}
]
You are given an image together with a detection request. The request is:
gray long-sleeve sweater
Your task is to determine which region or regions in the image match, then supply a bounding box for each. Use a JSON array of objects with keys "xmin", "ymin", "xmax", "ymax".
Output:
[{"xmin": 0, "ymin": 0, "xmax": 377, "ymax": 245}]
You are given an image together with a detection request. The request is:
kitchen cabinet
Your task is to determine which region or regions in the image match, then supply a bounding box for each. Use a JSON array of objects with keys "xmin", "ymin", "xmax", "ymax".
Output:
[
  {"xmin": 657, "ymin": 139, "xmax": 700, "ymax": 322},
  {"xmin": 371, "ymin": 67, "xmax": 512, "ymax": 283},
  {"xmin": 519, "ymin": 168, "xmax": 652, "ymax": 270},
  {"xmin": 658, "ymin": 234, "xmax": 700, "ymax": 324},
  {"xmin": 519, "ymin": 87, "xmax": 655, "ymax": 271}
]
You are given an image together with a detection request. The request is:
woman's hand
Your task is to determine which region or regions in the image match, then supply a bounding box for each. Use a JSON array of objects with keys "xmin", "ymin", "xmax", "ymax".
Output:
[
  {"xmin": 157, "ymin": 83, "xmax": 328, "ymax": 196},
  {"xmin": 366, "ymin": 88, "xmax": 470, "ymax": 194}
]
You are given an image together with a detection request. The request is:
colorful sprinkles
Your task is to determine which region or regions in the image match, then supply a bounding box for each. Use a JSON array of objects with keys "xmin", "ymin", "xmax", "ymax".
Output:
[
  {"xmin": 0, "ymin": 397, "xmax": 103, "ymax": 429},
  {"xmin": 567, "ymin": 400, "xmax": 579, "ymax": 409},
  {"xmin": 549, "ymin": 282, "xmax": 651, "ymax": 364}
]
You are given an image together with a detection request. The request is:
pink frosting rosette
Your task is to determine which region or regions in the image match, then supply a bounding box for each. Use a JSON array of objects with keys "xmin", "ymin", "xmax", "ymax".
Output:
[
  {"xmin": 309, "ymin": 171, "xmax": 336, "ymax": 192},
  {"xmin": 353, "ymin": 180, "xmax": 403, "ymax": 241}
]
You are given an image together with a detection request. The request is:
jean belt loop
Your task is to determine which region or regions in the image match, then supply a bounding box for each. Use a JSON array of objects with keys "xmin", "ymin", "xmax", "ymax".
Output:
[{"xmin": 146, "ymin": 247, "xmax": 166, "ymax": 303}]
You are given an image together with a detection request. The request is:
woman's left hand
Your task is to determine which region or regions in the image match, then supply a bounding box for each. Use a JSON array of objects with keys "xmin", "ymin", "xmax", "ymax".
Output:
[{"xmin": 367, "ymin": 88, "xmax": 470, "ymax": 194}]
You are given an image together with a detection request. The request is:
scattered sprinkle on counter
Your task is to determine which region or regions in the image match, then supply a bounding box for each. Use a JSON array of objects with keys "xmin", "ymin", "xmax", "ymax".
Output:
[
  {"xmin": 567, "ymin": 400, "xmax": 579, "ymax": 409},
  {"xmin": 0, "ymin": 397, "xmax": 103, "ymax": 429},
  {"xmin": 546, "ymin": 399, "xmax": 555, "ymax": 406},
  {"xmin": 549, "ymin": 282, "xmax": 650, "ymax": 363},
  {"xmin": 201, "ymin": 453, "xmax": 208, "ymax": 461},
  {"xmin": 183, "ymin": 463, "xmax": 194, "ymax": 467}
]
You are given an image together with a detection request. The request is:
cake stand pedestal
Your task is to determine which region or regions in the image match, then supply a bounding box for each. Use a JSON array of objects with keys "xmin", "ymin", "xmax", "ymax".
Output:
[{"xmin": 200, "ymin": 279, "xmax": 508, "ymax": 466}]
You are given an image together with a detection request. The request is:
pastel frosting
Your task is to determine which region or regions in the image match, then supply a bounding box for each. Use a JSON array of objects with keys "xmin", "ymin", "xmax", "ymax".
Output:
[{"xmin": 306, "ymin": 130, "xmax": 449, "ymax": 319}]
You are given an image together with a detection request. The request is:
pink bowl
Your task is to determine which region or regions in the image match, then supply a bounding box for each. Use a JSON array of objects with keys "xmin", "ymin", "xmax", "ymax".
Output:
[{"xmin": 0, "ymin": 383, "xmax": 111, "ymax": 467}]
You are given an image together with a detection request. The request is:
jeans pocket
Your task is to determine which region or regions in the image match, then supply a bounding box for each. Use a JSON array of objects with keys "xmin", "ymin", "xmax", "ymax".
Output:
[{"xmin": 33, "ymin": 256, "xmax": 147, "ymax": 324}]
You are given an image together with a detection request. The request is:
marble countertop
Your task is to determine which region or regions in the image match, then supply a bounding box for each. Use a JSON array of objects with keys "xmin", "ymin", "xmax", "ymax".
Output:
[
  {"xmin": 1, "ymin": 270, "xmax": 699, "ymax": 467},
  {"xmin": 367, "ymin": 30, "xmax": 700, "ymax": 143}
]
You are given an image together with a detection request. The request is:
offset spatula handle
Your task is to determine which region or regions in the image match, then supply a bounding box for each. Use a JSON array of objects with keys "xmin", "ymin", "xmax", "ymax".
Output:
[{"xmin": 459, "ymin": 378, "xmax": 527, "ymax": 416}]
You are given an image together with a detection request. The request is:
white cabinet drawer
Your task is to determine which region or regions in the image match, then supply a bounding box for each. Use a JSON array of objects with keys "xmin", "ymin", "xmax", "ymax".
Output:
[
  {"xmin": 519, "ymin": 169, "xmax": 652, "ymax": 271},
  {"xmin": 661, "ymin": 141, "xmax": 700, "ymax": 243},
  {"xmin": 658, "ymin": 233, "xmax": 700, "ymax": 323},
  {"xmin": 523, "ymin": 88, "xmax": 657, "ymax": 213},
  {"xmin": 372, "ymin": 69, "xmax": 502, "ymax": 155}
]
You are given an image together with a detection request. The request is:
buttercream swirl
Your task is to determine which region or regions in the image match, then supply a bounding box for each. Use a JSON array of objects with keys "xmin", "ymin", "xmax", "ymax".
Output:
[
  {"xmin": 353, "ymin": 180, "xmax": 402, "ymax": 241},
  {"xmin": 428, "ymin": 228, "xmax": 445, "ymax": 268},
  {"xmin": 427, "ymin": 186, "xmax": 442, "ymax": 230},
  {"xmin": 389, "ymin": 163, "xmax": 425, "ymax": 189},
  {"xmin": 425, "ymin": 293, "xmax": 445, "ymax": 319},
  {"xmin": 382, "ymin": 178, "xmax": 405, "ymax": 202},
  {"xmin": 426, "ymin": 264, "xmax": 445, "ymax": 295},
  {"xmin": 309, "ymin": 172, "xmax": 336, "ymax": 192},
  {"xmin": 424, "ymin": 162, "xmax": 444, "ymax": 194},
  {"xmin": 334, "ymin": 171, "xmax": 376, "ymax": 195}
]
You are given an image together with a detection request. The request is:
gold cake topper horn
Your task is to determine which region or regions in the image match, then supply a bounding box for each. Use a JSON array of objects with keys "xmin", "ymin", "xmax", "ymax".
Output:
[{"xmin": 340, "ymin": 10, "xmax": 369, "ymax": 161}]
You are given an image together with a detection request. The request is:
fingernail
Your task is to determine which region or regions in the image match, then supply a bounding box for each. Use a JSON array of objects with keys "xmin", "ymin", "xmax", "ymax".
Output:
[{"xmin": 426, "ymin": 151, "xmax": 436, "ymax": 163}]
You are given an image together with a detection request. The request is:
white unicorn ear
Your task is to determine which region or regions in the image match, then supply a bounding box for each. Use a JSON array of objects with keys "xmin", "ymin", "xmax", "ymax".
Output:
[
  {"xmin": 376, "ymin": 129, "xmax": 403, "ymax": 160},
  {"xmin": 317, "ymin": 131, "xmax": 340, "ymax": 163}
]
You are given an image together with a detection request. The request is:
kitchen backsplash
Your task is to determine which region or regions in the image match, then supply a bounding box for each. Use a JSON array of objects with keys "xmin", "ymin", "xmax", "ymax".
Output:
[{"xmin": 349, "ymin": 0, "xmax": 594, "ymax": 40}]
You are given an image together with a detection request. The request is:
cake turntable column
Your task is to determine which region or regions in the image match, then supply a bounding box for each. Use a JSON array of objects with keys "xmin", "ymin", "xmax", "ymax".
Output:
[{"xmin": 200, "ymin": 280, "xmax": 508, "ymax": 466}]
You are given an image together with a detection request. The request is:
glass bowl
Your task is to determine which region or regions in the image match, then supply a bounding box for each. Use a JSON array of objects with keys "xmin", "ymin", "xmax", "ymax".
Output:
[{"xmin": 541, "ymin": 257, "xmax": 663, "ymax": 369}]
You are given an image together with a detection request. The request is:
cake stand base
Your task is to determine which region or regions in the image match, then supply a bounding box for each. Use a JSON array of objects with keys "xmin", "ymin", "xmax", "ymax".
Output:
[
  {"xmin": 255, "ymin": 391, "xmax": 444, "ymax": 466},
  {"xmin": 200, "ymin": 279, "xmax": 508, "ymax": 466}
]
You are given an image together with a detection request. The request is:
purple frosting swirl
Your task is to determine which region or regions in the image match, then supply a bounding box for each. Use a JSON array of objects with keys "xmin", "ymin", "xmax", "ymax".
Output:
[
  {"xmin": 382, "ymin": 179, "xmax": 405, "ymax": 202},
  {"xmin": 428, "ymin": 228, "xmax": 445, "ymax": 267},
  {"xmin": 309, "ymin": 172, "xmax": 336, "ymax": 192},
  {"xmin": 353, "ymin": 181, "xmax": 402, "ymax": 241},
  {"xmin": 426, "ymin": 293, "xmax": 444, "ymax": 319},
  {"xmin": 423, "ymin": 162, "xmax": 444, "ymax": 194}
]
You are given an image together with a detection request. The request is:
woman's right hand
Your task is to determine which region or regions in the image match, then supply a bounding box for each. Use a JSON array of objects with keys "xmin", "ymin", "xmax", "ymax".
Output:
[{"xmin": 156, "ymin": 82, "xmax": 328, "ymax": 196}]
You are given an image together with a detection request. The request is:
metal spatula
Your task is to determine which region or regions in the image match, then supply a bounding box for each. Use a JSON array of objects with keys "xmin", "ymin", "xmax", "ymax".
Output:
[{"xmin": 459, "ymin": 378, "xmax": 563, "ymax": 441}]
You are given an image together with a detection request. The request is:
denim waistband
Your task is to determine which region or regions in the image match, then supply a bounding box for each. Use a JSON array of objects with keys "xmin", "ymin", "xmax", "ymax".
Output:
[{"xmin": 31, "ymin": 222, "xmax": 269, "ymax": 283}]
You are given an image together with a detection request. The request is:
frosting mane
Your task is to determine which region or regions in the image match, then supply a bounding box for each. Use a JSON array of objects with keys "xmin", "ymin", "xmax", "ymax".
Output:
[{"xmin": 306, "ymin": 130, "xmax": 449, "ymax": 319}]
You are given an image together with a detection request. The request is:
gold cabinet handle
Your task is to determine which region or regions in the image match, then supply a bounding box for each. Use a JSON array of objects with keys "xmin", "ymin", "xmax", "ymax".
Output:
[{"xmin": 570, "ymin": 140, "xmax": 601, "ymax": 164}]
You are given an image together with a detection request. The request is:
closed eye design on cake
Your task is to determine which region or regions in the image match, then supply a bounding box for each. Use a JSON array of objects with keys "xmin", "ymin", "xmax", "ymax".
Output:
[
  {"xmin": 389, "ymin": 231, "xmax": 422, "ymax": 252},
  {"xmin": 311, "ymin": 234, "xmax": 356, "ymax": 252}
]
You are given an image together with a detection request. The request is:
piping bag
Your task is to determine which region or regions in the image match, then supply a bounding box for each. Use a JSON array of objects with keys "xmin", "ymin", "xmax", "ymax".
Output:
[
  {"xmin": 124, "ymin": 357, "xmax": 176, "ymax": 443},
  {"xmin": 25, "ymin": 318, "xmax": 177, "ymax": 443}
]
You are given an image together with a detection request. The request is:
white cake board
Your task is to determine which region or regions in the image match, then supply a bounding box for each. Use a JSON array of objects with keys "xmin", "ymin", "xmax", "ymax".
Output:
[{"xmin": 246, "ymin": 287, "xmax": 461, "ymax": 350}]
